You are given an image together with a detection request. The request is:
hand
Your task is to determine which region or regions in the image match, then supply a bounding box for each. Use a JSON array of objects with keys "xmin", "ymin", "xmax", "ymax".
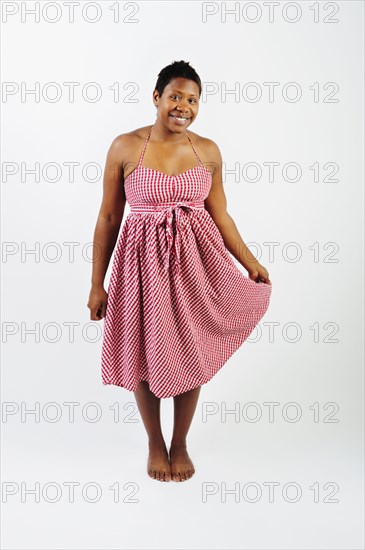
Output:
[
  {"xmin": 87, "ymin": 286, "xmax": 108, "ymax": 320},
  {"xmin": 247, "ymin": 262, "xmax": 272, "ymax": 285}
]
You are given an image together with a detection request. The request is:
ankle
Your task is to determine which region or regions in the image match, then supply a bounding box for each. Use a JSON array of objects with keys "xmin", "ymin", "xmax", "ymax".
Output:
[
  {"xmin": 148, "ymin": 437, "xmax": 166, "ymax": 449},
  {"xmin": 170, "ymin": 440, "xmax": 187, "ymax": 448}
]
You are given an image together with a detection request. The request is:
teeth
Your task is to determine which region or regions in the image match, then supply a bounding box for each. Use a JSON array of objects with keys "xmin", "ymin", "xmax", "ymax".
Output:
[{"xmin": 170, "ymin": 115, "xmax": 189, "ymax": 120}]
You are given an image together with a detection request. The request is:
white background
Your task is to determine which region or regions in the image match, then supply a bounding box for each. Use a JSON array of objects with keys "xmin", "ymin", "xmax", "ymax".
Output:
[{"xmin": 1, "ymin": 1, "xmax": 364, "ymax": 549}]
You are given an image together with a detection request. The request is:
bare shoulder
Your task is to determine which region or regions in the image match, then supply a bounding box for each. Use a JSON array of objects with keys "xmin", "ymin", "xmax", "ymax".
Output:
[
  {"xmin": 107, "ymin": 125, "xmax": 151, "ymax": 169},
  {"xmin": 187, "ymin": 130, "xmax": 222, "ymax": 175},
  {"xmin": 109, "ymin": 126, "xmax": 150, "ymax": 150}
]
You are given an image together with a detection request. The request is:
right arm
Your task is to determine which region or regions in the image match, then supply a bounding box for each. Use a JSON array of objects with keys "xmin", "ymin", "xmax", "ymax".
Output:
[{"xmin": 87, "ymin": 135, "xmax": 127, "ymax": 320}]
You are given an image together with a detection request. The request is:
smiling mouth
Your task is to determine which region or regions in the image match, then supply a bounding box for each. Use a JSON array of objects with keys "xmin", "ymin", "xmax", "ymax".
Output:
[{"xmin": 169, "ymin": 114, "xmax": 191, "ymax": 121}]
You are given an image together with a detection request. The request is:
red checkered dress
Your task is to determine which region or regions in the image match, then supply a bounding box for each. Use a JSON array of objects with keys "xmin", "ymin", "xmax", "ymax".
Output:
[{"xmin": 101, "ymin": 125, "xmax": 272, "ymax": 398}]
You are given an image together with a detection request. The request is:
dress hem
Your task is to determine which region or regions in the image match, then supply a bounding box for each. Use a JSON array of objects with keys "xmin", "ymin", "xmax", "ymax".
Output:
[{"xmin": 101, "ymin": 330, "xmax": 252, "ymax": 399}]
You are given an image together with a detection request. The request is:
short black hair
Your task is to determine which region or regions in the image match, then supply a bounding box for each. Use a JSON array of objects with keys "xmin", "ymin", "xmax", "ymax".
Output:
[{"xmin": 154, "ymin": 60, "xmax": 202, "ymax": 98}]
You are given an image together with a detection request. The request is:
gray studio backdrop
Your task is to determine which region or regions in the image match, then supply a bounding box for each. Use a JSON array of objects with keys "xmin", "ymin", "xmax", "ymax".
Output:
[{"xmin": 2, "ymin": 1, "xmax": 364, "ymax": 549}]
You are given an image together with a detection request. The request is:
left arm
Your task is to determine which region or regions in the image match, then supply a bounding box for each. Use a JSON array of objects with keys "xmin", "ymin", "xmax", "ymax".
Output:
[{"xmin": 204, "ymin": 140, "xmax": 271, "ymax": 285}]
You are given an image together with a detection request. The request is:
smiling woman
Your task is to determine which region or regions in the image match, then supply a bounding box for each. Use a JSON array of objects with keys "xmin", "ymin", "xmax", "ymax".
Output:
[{"xmin": 87, "ymin": 60, "xmax": 272, "ymax": 483}]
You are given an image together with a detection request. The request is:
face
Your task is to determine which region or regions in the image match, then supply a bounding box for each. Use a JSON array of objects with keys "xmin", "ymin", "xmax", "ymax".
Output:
[{"xmin": 153, "ymin": 77, "xmax": 200, "ymax": 131}]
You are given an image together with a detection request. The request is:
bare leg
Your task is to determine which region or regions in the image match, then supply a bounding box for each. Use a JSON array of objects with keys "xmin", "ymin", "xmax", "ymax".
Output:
[
  {"xmin": 169, "ymin": 385, "xmax": 201, "ymax": 482},
  {"xmin": 133, "ymin": 381, "xmax": 171, "ymax": 482}
]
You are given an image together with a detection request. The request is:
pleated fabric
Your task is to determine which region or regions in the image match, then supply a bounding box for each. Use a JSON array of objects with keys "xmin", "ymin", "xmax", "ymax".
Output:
[{"xmin": 101, "ymin": 126, "xmax": 272, "ymax": 398}]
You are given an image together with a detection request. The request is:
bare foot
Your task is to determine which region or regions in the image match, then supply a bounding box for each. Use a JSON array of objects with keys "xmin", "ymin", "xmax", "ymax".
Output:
[
  {"xmin": 169, "ymin": 443, "xmax": 195, "ymax": 482},
  {"xmin": 147, "ymin": 442, "xmax": 172, "ymax": 482}
]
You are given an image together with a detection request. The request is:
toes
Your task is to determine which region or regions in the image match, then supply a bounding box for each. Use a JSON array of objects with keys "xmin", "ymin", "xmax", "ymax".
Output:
[
  {"xmin": 171, "ymin": 469, "xmax": 195, "ymax": 481},
  {"xmin": 150, "ymin": 469, "xmax": 173, "ymax": 482},
  {"xmin": 148, "ymin": 463, "xmax": 173, "ymax": 481},
  {"xmin": 159, "ymin": 469, "xmax": 171, "ymax": 481}
]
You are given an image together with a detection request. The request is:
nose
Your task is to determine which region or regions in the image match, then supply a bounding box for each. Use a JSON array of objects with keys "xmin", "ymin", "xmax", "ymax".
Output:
[{"xmin": 176, "ymin": 99, "xmax": 189, "ymax": 112}]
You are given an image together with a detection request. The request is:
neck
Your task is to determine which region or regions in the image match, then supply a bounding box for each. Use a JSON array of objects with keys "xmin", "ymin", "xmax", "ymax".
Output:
[{"xmin": 150, "ymin": 121, "xmax": 188, "ymax": 142}]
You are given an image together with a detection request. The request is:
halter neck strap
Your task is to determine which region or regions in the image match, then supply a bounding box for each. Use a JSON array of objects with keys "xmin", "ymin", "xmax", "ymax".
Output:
[{"xmin": 137, "ymin": 124, "xmax": 204, "ymax": 167}]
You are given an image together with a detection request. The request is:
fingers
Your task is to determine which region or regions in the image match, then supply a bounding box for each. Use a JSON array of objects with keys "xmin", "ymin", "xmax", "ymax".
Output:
[
  {"xmin": 257, "ymin": 274, "xmax": 271, "ymax": 284},
  {"xmin": 89, "ymin": 304, "xmax": 105, "ymax": 321}
]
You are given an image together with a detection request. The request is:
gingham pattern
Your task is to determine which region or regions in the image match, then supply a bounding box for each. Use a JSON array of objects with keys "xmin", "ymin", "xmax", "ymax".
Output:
[{"xmin": 101, "ymin": 126, "xmax": 272, "ymax": 398}]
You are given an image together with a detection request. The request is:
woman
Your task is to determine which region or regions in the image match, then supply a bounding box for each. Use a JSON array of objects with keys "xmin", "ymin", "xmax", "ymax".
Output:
[{"xmin": 87, "ymin": 60, "xmax": 272, "ymax": 483}]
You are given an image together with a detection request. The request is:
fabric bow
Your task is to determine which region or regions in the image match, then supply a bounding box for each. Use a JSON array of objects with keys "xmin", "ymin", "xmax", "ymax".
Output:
[{"xmin": 155, "ymin": 202, "xmax": 198, "ymax": 274}]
